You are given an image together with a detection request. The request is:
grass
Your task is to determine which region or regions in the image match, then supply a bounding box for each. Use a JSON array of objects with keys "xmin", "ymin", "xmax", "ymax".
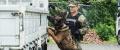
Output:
[
  {"xmin": 103, "ymin": 36, "xmax": 118, "ymax": 44},
  {"xmin": 47, "ymin": 37, "xmax": 56, "ymax": 45}
]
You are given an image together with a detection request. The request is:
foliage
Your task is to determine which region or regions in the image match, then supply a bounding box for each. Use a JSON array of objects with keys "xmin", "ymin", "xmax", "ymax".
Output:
[
  {"xmin": 94, "ymin": 23, "xmax": 115, "ymax": 41},
  {"xmin": 84, "ymin": 0, "xmax": 117, "ymax": 41},
  {"xmin": 49, "ymin": 0, "xmax": 117, "ymax": 41}
]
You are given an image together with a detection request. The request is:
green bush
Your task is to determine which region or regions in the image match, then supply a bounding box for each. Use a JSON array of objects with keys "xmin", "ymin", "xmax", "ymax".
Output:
[
  {"xmin": 83, "ymin": 0, "xmax": 117, "ymax": 41},
  {"xmin": 94, "ymin": 23, "xmax": 115, "ymax": 41}
]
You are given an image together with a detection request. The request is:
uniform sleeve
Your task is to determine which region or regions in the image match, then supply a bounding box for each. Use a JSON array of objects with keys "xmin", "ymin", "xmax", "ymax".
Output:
[{"xmin": 78, "ymin": 15, "xmax": 88, "ymax": 34}]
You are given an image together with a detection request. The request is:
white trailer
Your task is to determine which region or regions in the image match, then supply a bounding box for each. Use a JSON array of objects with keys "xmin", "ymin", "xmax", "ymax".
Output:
[{"xmin": 0, "ymin": 0, "xmax": 48, "ymax": 50}]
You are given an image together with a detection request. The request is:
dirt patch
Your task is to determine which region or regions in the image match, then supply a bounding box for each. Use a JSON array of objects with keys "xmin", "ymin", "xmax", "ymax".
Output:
[{"xmin": 82, "ymin": 29, "xmax": 103, "ymax": 44}]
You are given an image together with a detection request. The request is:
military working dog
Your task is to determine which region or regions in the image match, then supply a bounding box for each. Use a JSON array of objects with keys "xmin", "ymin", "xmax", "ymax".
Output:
[{"xmin": 47, "ymin": 12, "xmax": 82, "ymax": 50}]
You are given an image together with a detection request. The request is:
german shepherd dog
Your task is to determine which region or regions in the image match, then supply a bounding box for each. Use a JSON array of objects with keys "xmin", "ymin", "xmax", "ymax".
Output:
[{"xmin": 47, "ymin": 12, "xmax": 82, "ymax": 50}]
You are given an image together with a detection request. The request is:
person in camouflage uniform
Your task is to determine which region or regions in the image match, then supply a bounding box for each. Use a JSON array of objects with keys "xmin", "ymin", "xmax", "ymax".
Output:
[{"xmin": 65, "ymin": 1, "xmax": 88, "ymax": 42}]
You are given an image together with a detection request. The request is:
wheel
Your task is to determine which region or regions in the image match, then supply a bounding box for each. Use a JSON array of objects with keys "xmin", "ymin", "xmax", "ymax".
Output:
[
  {"xmin": 41, "ymin": 42, "xmax": 47, "ymax": 50},
  {"xmin": 117, "ymin": 30, "xmax": 120, "ymax": 45},
  {"xmin": 117, "ymin": 35, "xmax": 120, "ymax": 45}
]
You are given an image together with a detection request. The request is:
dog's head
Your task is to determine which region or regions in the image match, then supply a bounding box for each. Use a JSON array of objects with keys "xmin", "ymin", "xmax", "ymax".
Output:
[{"xmin": 47, "ymin": 12, "xmax": 67, "ymax": 30}]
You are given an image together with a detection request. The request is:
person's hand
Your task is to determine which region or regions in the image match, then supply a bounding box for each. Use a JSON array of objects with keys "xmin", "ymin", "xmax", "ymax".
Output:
[{"xmin": 78, "ymin": 15, "xmax": 87, "ymax": 26}]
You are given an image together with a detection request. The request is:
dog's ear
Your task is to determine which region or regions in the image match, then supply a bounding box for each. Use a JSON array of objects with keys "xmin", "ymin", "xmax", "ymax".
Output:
[
  {"xmin": 47, "ymin": 16, "xmax": 55, "ymax": 23},
  {"xmin": 59, "ymin": 12, "xmax": 67, "ymax": 19},
  {"xmin": 58, "ymin": 12, "xmax": 67, "ymax": 22}
]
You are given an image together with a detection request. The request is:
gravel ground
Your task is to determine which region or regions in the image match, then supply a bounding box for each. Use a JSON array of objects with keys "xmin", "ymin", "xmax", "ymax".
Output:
[{"xmin": 47, "ymin": 44, "xmax": 120, "ymax": 50}]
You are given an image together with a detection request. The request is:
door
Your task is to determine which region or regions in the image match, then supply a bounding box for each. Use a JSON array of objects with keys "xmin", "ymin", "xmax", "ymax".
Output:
[{"xmin": 0, "ymin": 12, "xmax": 20, "ymax": 47}]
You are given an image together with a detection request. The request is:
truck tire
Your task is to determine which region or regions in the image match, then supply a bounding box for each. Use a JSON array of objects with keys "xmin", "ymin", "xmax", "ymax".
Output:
[
  {"xmin": 117, "ymin": 30, "xmax": 120, "ymax": 45},
  {"xmin": 118, "ymin": 35, "xmax": 120, "ymax": 45},
  {"xmin": 41, "ymin": 42, "xmax": 47, "ymax": 50}
]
